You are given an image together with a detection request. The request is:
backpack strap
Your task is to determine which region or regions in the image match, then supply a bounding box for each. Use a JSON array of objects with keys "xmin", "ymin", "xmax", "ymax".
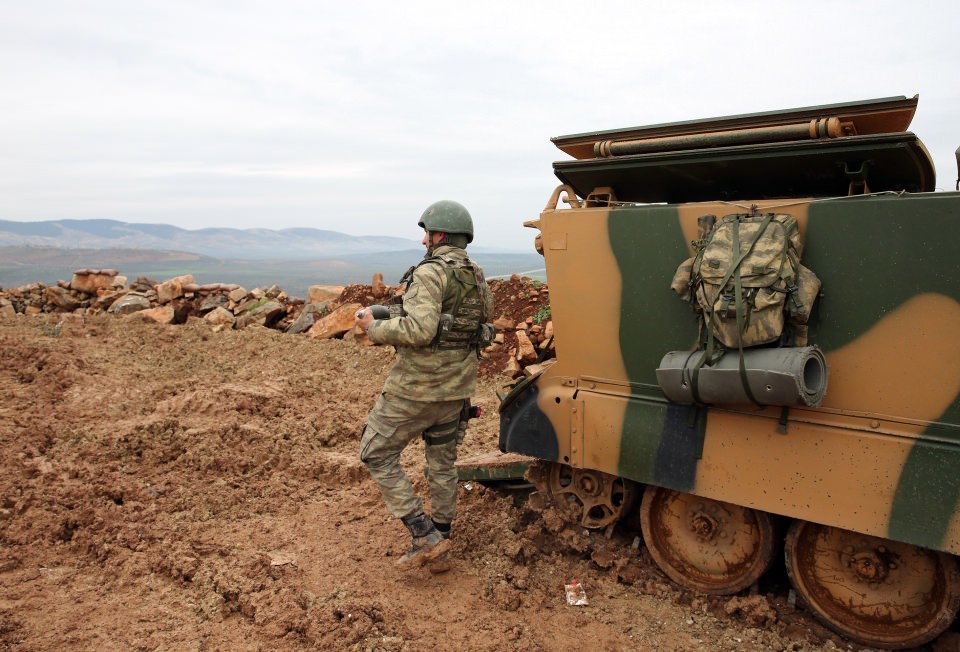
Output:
[
  {"xmin": 730, "ymin": 217, "xmax": 763, "ymax": 406},
  {"xmin": 691, "ymin": 213, "xmax": 775, "ymax": 406}
]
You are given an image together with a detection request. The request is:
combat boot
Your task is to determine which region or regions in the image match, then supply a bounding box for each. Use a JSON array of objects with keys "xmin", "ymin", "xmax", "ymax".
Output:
[
  {"xmin": 396, "ymin": 512, "xmax": 451, "ymax": 568},
  {"xmin": 428, "ymin": 521, "xmax": 452, "ymax": 575}
]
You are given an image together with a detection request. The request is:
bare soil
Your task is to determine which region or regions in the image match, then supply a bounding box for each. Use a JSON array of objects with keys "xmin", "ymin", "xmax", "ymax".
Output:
[{"xmin": 0, "ymin": 311, "xmax": 949, "ymax": 651}]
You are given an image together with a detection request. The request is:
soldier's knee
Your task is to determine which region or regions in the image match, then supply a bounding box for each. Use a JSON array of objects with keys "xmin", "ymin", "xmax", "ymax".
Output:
[
  {"xmin": 358, "ymin": 426, "xmax": 369, "ymax": 460},
  {"xmin": 359, "ymin": 425, "xmax": 387, "ymax": 466},
  {"xmin": 360, "ymin": 445, "xmax": 382, "ymax": 467},
  {"xmin": 361, "ymin": 450, "xmax": 397, "ymax": 474},
  {"xmin": 425, "ymin": 433, "xmax": 457, "ymax": 459}
]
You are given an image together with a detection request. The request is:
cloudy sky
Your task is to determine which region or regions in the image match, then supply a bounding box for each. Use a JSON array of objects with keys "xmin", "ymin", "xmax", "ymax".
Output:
[{"xmin": 2, "ymin": 0, "xmax": 958, "ymax": 250}]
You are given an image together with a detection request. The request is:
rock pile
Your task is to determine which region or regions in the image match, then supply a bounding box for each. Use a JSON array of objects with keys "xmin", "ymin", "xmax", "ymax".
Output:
[
  {"xmin": 481, "ymin": 276, "xmax": 554, "ymax": 378},
  {"xmin": 0, "ymin": 269, "xmax": 309, "ymax": 332},
  {"xmin": 0, "ymin": 269, "xmax": 553, "ymax": 376}
]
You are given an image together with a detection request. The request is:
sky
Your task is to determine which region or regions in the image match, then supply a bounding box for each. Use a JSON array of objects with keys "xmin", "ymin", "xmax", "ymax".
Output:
[{"xmin": 1, "ymin": 0, "xmax": 958, "ymax": 251}]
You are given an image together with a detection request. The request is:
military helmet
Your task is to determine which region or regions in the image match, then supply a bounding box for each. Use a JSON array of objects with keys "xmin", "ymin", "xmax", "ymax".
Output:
[{"xmin": 418, "ymin": 200, "xmax": 474, "ymax": 243}]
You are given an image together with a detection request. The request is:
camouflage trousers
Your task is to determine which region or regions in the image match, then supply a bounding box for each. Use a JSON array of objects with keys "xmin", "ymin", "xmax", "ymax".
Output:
[{"xmin": 359, "ymin": 392, "xmax": 465, "ymax": 524}]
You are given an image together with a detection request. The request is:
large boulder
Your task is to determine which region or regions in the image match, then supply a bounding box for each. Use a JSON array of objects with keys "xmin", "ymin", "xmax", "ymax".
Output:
[
  {"xmin": 129, "ymin": 276, "xmax": 159, "ymax": 293},
  {"xmin": 45, "ymin": 286, "xmax": 81, "ymax": 312},
  {"xmin": 155, "ymin": 274, "xmax": 195, "ymax": 304},
  {"xmin": 307, "ymin": 303, "xmax": 361, "ymax": 340},
  {"xmin": 138, "ymin": 305, "xmax": 176, "ymax": 324},
  {"xmin": 371, "ymin": 273, "xmax": 387, "ymax": 298},
  {"xmin": 227, "ymin": 287, "xmax": 249, "ymax": 303},
  {"xmin": 199, "ymin": 294, "xmax": 229, "ymax": 314},
  {"xmin": 236, "ymin": 300, "xmax": 284, "ymax": 330},
  {"xmin": 71, "ymin": 269, "xmax": 118, "ymax": 295},
  {"xmin": 94, "ymin": 291, "xmax": 122, "ymax": 310},
  {"xmin": 286, "ymin": 301, "xmax": 331, "ymax": 335},
  {"xmin": 263, "ymin": 285, "xmax": 284, "ymax": 299},
  {"xmin": 308, "ymin": 285, "xmax": 344, "ymax": 304},
  {"xmin": 204, "ymin": 306, "xmax": 235, "ymax": 327},
  {"xmin": 108, "ymin": 294, "xmax": 152, "ymax": 315},
  {"xmin": 234, "ymin": 296, "xmax": 262, "ymax": 313}
]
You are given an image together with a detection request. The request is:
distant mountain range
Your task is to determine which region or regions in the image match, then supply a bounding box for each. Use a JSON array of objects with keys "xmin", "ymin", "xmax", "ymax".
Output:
[
  {"xmin": 0, "ymin": 219, "xmax": 422, "ymax": 259},
  {"xmin": 0, "ymin": 219, "xmax": 544, "ymax": 295}
]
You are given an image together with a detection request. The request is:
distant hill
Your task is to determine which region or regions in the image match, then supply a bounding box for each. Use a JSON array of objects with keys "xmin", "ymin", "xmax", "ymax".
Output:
[
  {"xmin": 0, "ymin": 246, "xmax": 545, "ymax": 297},
  {"xmin": 0, "ymin": 219, "xmax": 422, "ymax": 259}
]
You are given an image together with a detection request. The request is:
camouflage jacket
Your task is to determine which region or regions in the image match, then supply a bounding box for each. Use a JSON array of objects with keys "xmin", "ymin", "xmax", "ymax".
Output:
[{"xmin": 366, "ymin": 245, "xmax": 494, "ymax": 401}]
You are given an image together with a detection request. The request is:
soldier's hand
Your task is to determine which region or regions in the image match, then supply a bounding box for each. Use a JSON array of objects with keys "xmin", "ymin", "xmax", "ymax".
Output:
[{"xmin": 355, "ymin": 308, "xmax": 375, "ymax": 331}]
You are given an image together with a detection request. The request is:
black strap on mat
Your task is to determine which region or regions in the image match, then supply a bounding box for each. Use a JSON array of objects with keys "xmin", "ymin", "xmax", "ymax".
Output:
[{"xmin": 690, "ymin": 213, "xmax": 774, "ymax": 406}]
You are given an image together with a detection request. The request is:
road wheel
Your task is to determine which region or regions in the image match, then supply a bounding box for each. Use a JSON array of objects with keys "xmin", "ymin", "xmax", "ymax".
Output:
[
  {"xmin": 528, "ymin": 461, "xmax": 635, "ymax": 529},
  {"xmin": 784, "ymin": 520, "xmax": 960, "ymax": 649},
  {"xmin": 639, "ymin": 486, "xmax": 776, "ymax": 595}
]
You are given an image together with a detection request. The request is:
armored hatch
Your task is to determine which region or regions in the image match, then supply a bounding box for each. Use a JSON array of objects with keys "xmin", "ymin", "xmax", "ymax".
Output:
[{"xmin": 551, "ymin": 95, "xmax": 935, "ymax": 203}]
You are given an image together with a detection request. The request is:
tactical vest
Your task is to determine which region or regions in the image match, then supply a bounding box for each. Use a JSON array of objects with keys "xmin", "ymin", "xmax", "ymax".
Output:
[{"xmin": 398, "ymin": 252, "xmax": 491, "ymax": 350}]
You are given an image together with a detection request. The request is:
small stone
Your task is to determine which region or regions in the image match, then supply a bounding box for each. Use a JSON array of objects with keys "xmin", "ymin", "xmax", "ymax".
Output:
[
  {"xmin": 515, "ymin": 331, "xmax": 537, "ymax": 364},
  {"xmin": 227, "ymin": 287, "xmax": 249, "ymax": 302}
]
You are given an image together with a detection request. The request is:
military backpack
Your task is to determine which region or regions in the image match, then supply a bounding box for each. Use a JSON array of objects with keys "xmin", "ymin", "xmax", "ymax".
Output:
[{"xmin": 671, "ymin": 212, "xmax": 820, "ymax": 351}]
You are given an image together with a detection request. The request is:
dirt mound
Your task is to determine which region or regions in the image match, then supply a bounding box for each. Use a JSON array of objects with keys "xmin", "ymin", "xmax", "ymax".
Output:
[{"xmin": 0, "ymin": 310, "xmax": 858, "ymax": 650}]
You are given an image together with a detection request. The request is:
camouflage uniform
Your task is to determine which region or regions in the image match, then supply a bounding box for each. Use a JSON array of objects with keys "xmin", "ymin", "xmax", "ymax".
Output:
[{"xmin": 360, "ymin": 244, "xmax": 493, "ymax": 525}]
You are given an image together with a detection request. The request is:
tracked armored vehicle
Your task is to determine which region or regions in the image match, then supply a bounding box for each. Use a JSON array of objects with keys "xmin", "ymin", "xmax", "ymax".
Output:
[{"xmin": 498, "ymin": 95, "xmax": 960, "ymax": 649}]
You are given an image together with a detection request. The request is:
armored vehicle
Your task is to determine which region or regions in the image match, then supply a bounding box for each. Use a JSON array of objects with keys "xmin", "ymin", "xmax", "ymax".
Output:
[{"xmin": 498, "ymin": 95, "xmax": 960, "ymax": 649}]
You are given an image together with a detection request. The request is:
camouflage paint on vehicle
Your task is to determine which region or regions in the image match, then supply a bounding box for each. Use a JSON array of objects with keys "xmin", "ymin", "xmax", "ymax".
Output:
[{"xmin": 499, "ymin": 96, "xmax": 960, "ymax": 556}]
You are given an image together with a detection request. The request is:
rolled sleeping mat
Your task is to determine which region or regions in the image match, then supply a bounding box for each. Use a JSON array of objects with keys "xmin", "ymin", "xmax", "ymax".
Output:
[{"xmin": 656, "ymin": 346, "xmax": 827, "ymax": 407}]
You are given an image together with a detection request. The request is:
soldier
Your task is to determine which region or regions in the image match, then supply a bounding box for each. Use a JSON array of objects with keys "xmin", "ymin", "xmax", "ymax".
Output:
[{"xmin": 356, "ymin": 200, "xmax": 494, "ymax": 569}]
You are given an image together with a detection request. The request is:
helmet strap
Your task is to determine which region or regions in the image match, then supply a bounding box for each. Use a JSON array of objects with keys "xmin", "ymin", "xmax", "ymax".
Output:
[{"xmin": 426, "ymin": 230, "xmax": 446, "ymax": 254}]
